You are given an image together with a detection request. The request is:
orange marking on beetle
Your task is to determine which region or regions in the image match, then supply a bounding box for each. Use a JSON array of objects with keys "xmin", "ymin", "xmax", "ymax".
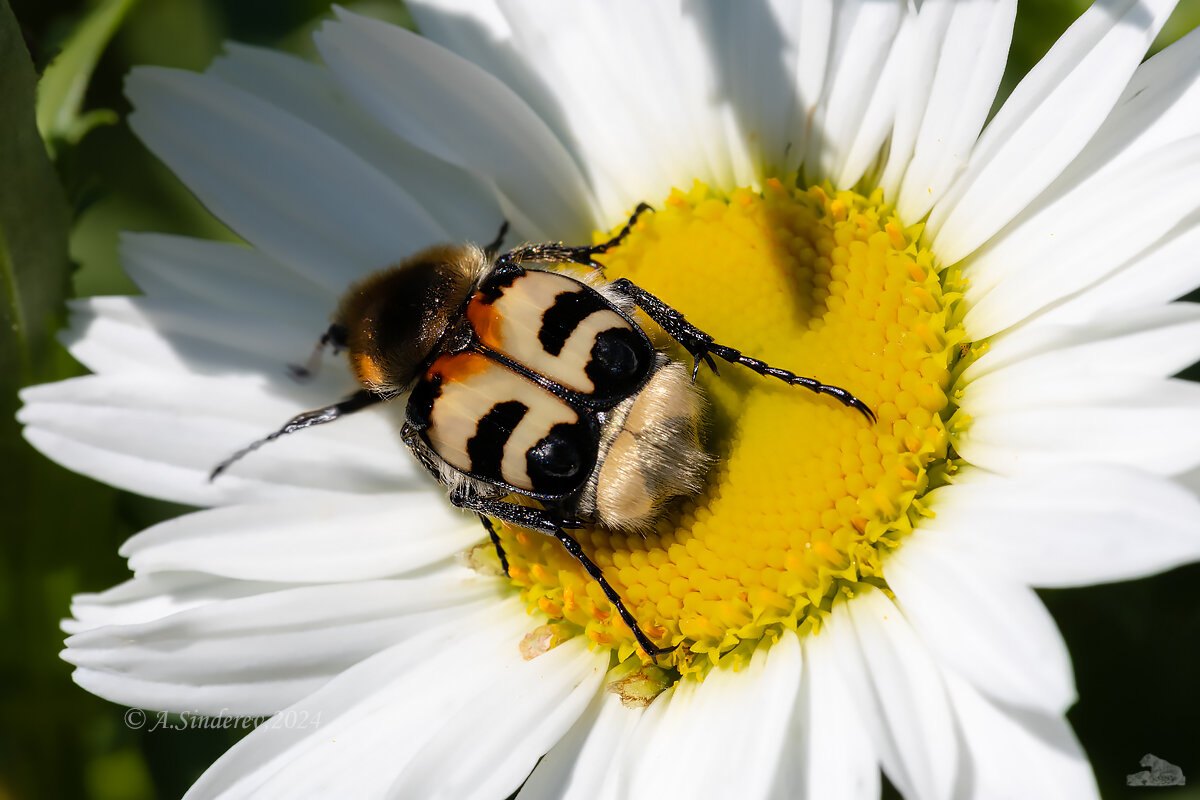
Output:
[
  {"xmin": 427, "ymin": 351, "xmax": 491, "ymax": 385},
  {"xmin": 352, "ymin": 352, "xmax": 387, "ymax": 388},
  {"xmin": 466, "ymin": 293, "xmax": 505, "ymax": 349}
]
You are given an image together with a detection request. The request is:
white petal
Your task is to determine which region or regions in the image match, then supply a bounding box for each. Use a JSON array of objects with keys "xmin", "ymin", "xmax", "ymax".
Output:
[
  {"xmin": 889, "ymin": 0, "xmax": 1016, "ymax": 222},
  {"xmin": 833, "ymin": 10, "xmax": 916, "ymax": 189},
  {"xmin": 788, "ymin": 631, "xmax": 880, "ymax": 800},
  {"xmin": 121, "ymin": 232, "xmax": 335, "ymax": 311},
  {"xmin": 407, "ymin": 0, "xmax": 515, "ymax": 85},
  {"xmin": 209, "ymin": 44, "xmax": 503, "ymax": 242},
  {"xmin": 407, "ymin": 0, "xmax": 590, "ymax": 188},
  {"xmin": 19, "ymin": 375, "xmax": 414, "ymax": 506},
  {"xmin": 829, "ymin": 588, "xmax": 960, "ymax": 800},
  {"xmin": 457, "ymin": 0, "xmax": 851, "ymax": 214},
  {"xmin": 958, "ymin": 377, "xmax": 1200, "ymax": 476},
  {"xmin": 973, "ymin": 28, "xmax": 1200, "ymax": 323},
  {"xmin": 60, "ymin": 296, "xmax": 327, "ymax": 380},
  {"xmin": 122, "ymin": 493, "xmax": 482, "ymax": 582},
  {"xmin": 1053, "ymin": 24, "xmax": 1200, "ymax": 195},
  {"xmin": 183, "ymin": 602, "xmax": 597, "ymax": 799},
  {"xmin": 413, "ymin": 0, "xmax": 824, "ymax": 201},
  {"xmin": 1180, "ymin": 462, "xmax": 1200, "ymax": 496},
  {"xmin": 946, "ymin": 672, "xmax": 1099, "ymax": 798},
  {"xmin": 315, "ymin": 9, "xmax": 594, "ymax": 241},
  {"xmin": 489, "ymin": 1, "xmax": 752, "ymax": 222},
  {"xmin": 876, "ymin": 1, "xmax": 949, "ymax": 200},
  {"xmin": 1020, "ymin": 217, "xmax": 1200, "ymax": 327},
  {"xmin": 805, "ymin": 0, "xmax": 906, "ymax": 185},
  {"xmin": 780, "ymin": 0, "xmax": 835, "ymax": 176},
  {"xmin": 929, "ymin": 0, "xmax": 1177, "ymax": 264},
  {"xmin": 66, "ymin": 571, "xmax": 502, "ymax": 716},
  {"xmin": 517, "ymin": 688, "xmax": 644, "ymax": 800},
  {"xmin": 64, "ymin": 571, "xmax": 291, "ymax": 634},
  {"xmin": 961, "ymin": 137, "xmax": 1200, "ymax": 339},
  {"xmin": 603, "ymin": 682, "xmax": 679, "ymax": 799},
  {"xmin": 463, "ymin": 1, "xmax": 678, "ymax": 222},
  {"xmin": 182, "ymin": 601, "xmax": 524, "ymax": 797},
  {"xmin": 127, "ymin": 67, "xmax": 446, "ymax": 293},
  {"xmin": 920, "ymin": 466, "xmax": 1200, "ymax": 588},
  {"xmin": 689, "ymin": 0, "xmax": 812, "ymax": 185},
  {"xmin": 962, "ymin": 32, "xmax": 1200, "ymax": 328},
  {"xmin": 964, "ymin": 303, "xmax": 1200, "ymax": 387},
  {"xmin": 614, "ymin": 1, "xmax": 742, "ymax": 192},
  {"xmin": 619, "ymin": 634, "xmax": 803, "ymax": 799},
  {"xmin": 388, "ymin": 637, "xmax": 604, "ymax": 799},
  {"xmin": 887, "ymin": 531, "xmax": 1075, "ymax": 712},
  {"xmin": 408, "ymin": 0, "xmax": 510, "ymax": 54}
]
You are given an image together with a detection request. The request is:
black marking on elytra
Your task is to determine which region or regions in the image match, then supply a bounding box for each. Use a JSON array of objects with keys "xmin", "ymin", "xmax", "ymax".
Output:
[
  {"xmin": 466, "ymin": 400, "xmax": 529, "ymax": 481},
  {"xmin": 477, "ymin": 268, "xmax": 524, "ymax": 302},
  {"xmin": 405, "ymin": 374, "xmax": 443, "ymax": 431},
  {"xmin": 526, "ymin": 420, "xmax": 595, "ymax": 495},
  {"xmin": 538, "ymin": 289, "xmax": 609, "ymax": 356},
  {"xmin": 585, "ymin": 326, "xmax": 650, "ymax": 399}
]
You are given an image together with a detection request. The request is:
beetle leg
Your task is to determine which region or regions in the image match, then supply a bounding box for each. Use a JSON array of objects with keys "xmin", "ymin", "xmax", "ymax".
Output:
[
  {"xmin": 493, "ymin": 203, "xmax": 655, "ymax": 274},
  {"xmin": 550, "ymin": 527, "xmax": 678, "ymax": 658},
  {"xmin": 400, "ymin": 421, "xmax": 448, "ymax": 481},
  {"xmin": 446, "ymin": 489, "xmax": 588, "ymax": 533},
  {"xmin": 589, "ymin": 201, "xmax": 653, "ymax": 254},
  {"xmin": 446, "ymin": 490, "xmax": 678, "ymax": 659},
  {"xmin": 287, "ymin": 323, "xmax": 349, "ymax": 380},
  {"xmin": 493, "ymin": 242, "xmax": 600, "ymax": 273},
  {"xmin": 475, "ymin": 514, "xmax": 510, "ymax": 577},
  {"xmin": 210, "ymin": 389, "xmax": 384, "ymax": 480},
  {"xmin": 609, "ymin": 277, "xmax": 877, "ymax": 423}
]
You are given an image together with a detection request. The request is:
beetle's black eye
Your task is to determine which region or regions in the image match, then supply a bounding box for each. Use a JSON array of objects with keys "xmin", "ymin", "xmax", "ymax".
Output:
[
  {"xmin": 587, "ymin": 328, "xmax": 646, "ymax": 395},
  {"xmin": 527, "ymin": 422, "xmax": 592, "ymax": 493}
]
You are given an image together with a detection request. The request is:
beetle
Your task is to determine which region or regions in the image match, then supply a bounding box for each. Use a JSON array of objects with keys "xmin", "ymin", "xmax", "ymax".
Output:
[{"xmin": 211, "ymin": 204, "xmax": 874, "ymax": 657}]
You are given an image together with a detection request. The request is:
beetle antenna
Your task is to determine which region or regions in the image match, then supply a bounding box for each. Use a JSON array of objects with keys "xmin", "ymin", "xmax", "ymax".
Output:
[
  {"xmin": 484, "ymin": 220, "xmax": 510, "ymax": 260},
  {"xmin": 209, "ymin": 390, "xmax": 383, "ymax": 481}
]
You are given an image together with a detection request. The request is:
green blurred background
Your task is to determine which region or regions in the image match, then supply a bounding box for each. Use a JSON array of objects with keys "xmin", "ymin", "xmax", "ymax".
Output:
[{"xmin": 3, "ymin": 1, "xmax": 1200, "ymax": 797}]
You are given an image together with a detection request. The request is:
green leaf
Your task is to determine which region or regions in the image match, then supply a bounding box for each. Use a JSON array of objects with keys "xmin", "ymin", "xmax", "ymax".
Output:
[
  {"xmin": 1, "ymin": 0, "xmax": 71, "ymax": 388},
  {"xmin": 1155, "ymin": 1, "xmax": 1200, "ymax": 53},
  {"xmin": 36, "ymin": 0, "xmax": 139, "ymax": 157},
  {"xmin": 1, "ymin": 3, "xmax": 118, "ymax": 798}
]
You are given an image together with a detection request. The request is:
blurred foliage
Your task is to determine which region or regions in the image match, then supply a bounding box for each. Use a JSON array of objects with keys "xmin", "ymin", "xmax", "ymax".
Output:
[
  {"xmin": 36, "ymin": 0, "xmax": 138, "ymax": 160},
  {"xmin": 2, "ymin": 1, "xmax": 1199, "ymax": 798}
]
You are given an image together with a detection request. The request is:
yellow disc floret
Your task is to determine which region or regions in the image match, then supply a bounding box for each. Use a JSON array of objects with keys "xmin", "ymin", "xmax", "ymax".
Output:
[{"xmin": 494, "ymin": 179, "xmax": 966, "ymax": 680}]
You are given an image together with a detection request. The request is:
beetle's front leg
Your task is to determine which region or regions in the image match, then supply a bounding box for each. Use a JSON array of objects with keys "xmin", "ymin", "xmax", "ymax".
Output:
[
  {"xmin": 493, "ymin": 203, "xmax": 654, "ymax": 274},
  {"xmin": 475, "ymin": 514, "xmax": 510, "ymax": 577},
  {"xmin": 608, "ymin": 278, "xmax": 876, "ymax": 422}
]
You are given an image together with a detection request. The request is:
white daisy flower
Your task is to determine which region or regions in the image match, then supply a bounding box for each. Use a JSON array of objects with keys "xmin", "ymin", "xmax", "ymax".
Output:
[{"xmin": 22, "ymin": 1, "xmax": 1200, "ymax": 797}]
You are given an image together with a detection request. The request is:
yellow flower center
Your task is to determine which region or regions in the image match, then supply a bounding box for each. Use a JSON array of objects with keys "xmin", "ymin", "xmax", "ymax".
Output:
[{"xmin": 494, "ymin": 179, "xmax": 966, "ymax": 679}]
